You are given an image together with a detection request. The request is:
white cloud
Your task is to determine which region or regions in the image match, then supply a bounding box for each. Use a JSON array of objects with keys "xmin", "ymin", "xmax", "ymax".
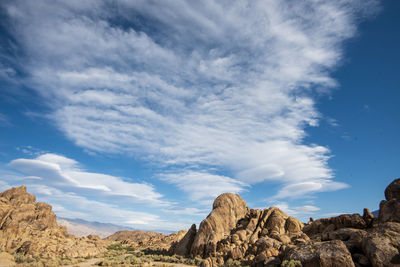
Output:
[
  {"xmin": 18, "ymin": 184, "xmax": 187, "ymax": 230},
  {"xmin": 9, "ymin": 153, "xmax": 167, "ymax": 205},
  {"xmin": 165, "ymin": 207, "xmax": 209, "ymax": 217},
  {"xmin": 0, "ymin": 1, "xmax": 379, "ymax": 203},
  {"xmin": 274, "ymin": 202, "xmax": 320, "ymax": 217},
  {"xmin": 274, "ymin": 180, "xmax": 349, "ymax": 199},
  {"xmin": 162, "ymin": 171, "xmax": 247, "ymax": 206}
]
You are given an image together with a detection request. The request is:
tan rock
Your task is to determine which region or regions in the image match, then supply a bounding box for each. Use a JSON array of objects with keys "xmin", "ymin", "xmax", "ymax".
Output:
[
  {"xmin": 0, "ymin": 252, "xmax": 15, "ymax": 267},
  {"xmin": 265, "ymin": 208, "xmax": 287, "ymax": 235},
  {"xmin": 170, "ymin": 224, "xmax": 196, "ymax": 256},
  {"xmin": 285, "ymin": 216, "xmax": 304, "ymax": 234},
  {"xmin": 107, "ymin": 229, "xmax": 186, "ymax": 251},
  {"xmin": 303, "ymin": 214, "xmax": 367, "ymax": 236},
  {"xmin": 362, "ymin": 208, "xmax": 374, "ymax": 227},
  {"xmin": 285, "ymin": 240, "xmax": 355, "ymax": 267},
  {"xmin": 0, "ymin": 185, "xmax": 106, "ymax": 259},
  {"xmin": 190, "ymin": 193, "xmax": 247, "ymax": 257},
  {"xmin": 321, "ymin": 228, "xmax": 366, "ymax": 253},
  {"xmin": 379, "ymin": 199, "xmax": 400, "ymax": 223},
  {"xmin": 362, "ymin": 222, "xmax": 400, "ymax": 267}
]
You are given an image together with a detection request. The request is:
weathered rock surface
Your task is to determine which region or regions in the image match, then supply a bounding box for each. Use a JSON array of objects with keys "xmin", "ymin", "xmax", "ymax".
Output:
[
  {"xmin": 379, "ymin": 178, "xmax": 400, "ymax": 224},
  {"xmin": 385, "ymin": 178, "xmax": 400, "ymax": 201},
  {"xmin": 170, "ymin": 224, "xmax": 197, "ymax": 256},
  {"xmin": 190, "ymin": 193, "xmax": 247, "ymax": 257},
  {"xmin": 0, "ymin": 252, "xmax": 16, "ymax": 267},
  {"xmin": 379, "ymin": 199, "xmax": 400, "ymax": 223},
  {"xmin": 284, "ymin": 240, "xmax": 355, "ymax": 267},
  {"xmin": 362, "ymin": 222, "xmax": 400, "ymax": 267},
  {"xmin": 303, "ymin": 213, "xmax": 367, "ymax": 236},
  {"xmin": 0, "ymin": 185, "xmax": 106, "ymax": 259}
]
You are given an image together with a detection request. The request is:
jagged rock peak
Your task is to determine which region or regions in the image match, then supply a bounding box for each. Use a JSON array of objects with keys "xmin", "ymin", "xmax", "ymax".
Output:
[
  {"xmin": 0, "ymin": 185, "xmax": 106, "ymax": 259},
  {"xmin": 171, "ymin": 192, "xmax": 307, "ymax": 263},
  {"xmin": 0, "ymin": 185, "xmax": 36, "ymax": 204}
]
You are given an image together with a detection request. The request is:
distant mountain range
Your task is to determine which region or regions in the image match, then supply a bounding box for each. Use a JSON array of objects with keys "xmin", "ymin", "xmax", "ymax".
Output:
[
  {"xmin": 57, "ymin": 217, "xmax": 136, "ymax": 238},
  {"xmin": 57, "ymin": 217, "xmax": 174, "ymax": 238}
]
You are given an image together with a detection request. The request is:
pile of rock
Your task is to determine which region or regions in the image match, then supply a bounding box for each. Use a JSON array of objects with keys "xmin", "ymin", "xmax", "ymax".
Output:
[
  {"xmin": 0, "ymin": 185, "xmax": 106, "ymax": 259},
  {"xmin": 106, "ymin": 229, "xmax": 187, "ymax": 251},
  {"xmin": 170, "ymin": 193, "xmax": 309, "ymax": 266},
  {"xmin": 171, "ymin": 178, "xmax": 400, "ymax": 267}
]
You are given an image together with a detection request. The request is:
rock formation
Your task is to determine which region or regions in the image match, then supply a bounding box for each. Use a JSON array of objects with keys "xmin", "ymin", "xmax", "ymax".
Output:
[
  {"xmin": 0, "ymin": 252, "xmax": 16, "ymax": 267},
  {"xmin": 284, "ymin": 240, "xmax": 355, "ymax": 267},
  {"xmin": 171, "ymin": 193, "xmax": 309, "ymax": 265},
  {"xmin": 0, "ymin": 185, "xmax": 106, "ymax": 259},
  {"xmin": 189, "ymin": 193, "xmax": 248, "ymax": 257},
  {"xmin": 379, "ymin": 178, "xmax": 400, "ymax": 223},
  {"xmin": 169, "ymin": 224, "xmax": 197, "ymax": 256},
  {"xmin": 106, "ymin": 229, "xmax": 187, "ymax": 251},
  {"xmin": 171, "ymin": 177, "xmax": 400, "ymax": 267}
]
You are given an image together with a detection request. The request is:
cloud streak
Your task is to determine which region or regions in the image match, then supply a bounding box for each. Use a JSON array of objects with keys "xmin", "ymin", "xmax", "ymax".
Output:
[
  {"xmin": 9, "ymin": 153, "xmax": 167, "ymax": 206},
  {"xmin": 0, "ymin": 0, "xmax": 379, "ymax": 205}
]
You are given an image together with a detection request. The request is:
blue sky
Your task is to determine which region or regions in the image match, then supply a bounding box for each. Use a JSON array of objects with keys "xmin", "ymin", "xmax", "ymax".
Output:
[{"xmin": 0, "ymin": 0, "xmax": 399, "ymax": 231}]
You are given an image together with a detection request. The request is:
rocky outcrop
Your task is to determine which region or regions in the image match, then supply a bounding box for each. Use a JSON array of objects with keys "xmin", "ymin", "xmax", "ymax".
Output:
[
  {"xmin": 379, "ymin": 178, "xmax": 400, "ymax": 223},
  {"xmin": 362, "ymin": 222, "xmax": 400, "ymax": 267},
  {"xmin": 190, "ymin": 193, "xmax": 247, "ymax": 257},
  {"xmin": 106, "ymin": 229, "xmax": 187, "ymax": 251},
  {"xmin": 385, "ymin": 178, "xmax": 400, "ymax": 201},
  {"xmin": 170, "ymin": 224, "xmax": 197, "ymax": 256},
  {"xmin": 284, "ymin": 240, "xmax": 355, "ymax": 267},
  {"xmin": 106, "ymin": 230, "xmax": 165, "ymax": 243},
  {"xmin": 303, "ymin": 214, "xmax": 367, "ymax": 236},
  {"xmin": 174, "ymin": 192, "xmax": 307, "ymax": 264},
  {"xmin": 0, "ymin": 185, "xmax": 106, "ymax": 259},
  {"xmin": 170, "ymin": 178, "xmax": 400, "ymax": 267}
]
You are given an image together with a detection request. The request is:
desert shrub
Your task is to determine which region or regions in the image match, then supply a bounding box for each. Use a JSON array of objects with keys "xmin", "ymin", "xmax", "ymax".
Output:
[
  {"xmin": 225, "ymin": 258, "xmax": 241, "ymax": 267},
  {"xmin": 107, "ymin": 243, "xmax": 125, "ymax": 251},
  {"xmin": 281, "ymin": 259, "xmax": 302, "ymax": 267}
]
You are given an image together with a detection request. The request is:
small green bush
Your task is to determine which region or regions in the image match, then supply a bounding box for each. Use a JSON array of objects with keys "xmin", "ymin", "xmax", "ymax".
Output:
[
  {"xmin": 281, "ymin": 259, "xmax": 302, "ymax": 267},
  {"xmin": 225, "ymin": 258, "xmax": 241, "ymax": 267}
]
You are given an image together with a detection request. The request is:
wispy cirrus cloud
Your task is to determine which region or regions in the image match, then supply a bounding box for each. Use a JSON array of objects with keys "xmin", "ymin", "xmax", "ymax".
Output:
[
  {"xmin": 274, "ymin": 202, "xmax": 320, "ymax": 217},
  {"xmin": 0, "ymin": 0, "xmax": 379, "ymax": 207},
  {"xmin": 9, "ymin": 153, "xmax": 168, "ymax": 206},
  {"xmin": 161, "ymin": 171, "xmax": 248, "ymax": 206}
]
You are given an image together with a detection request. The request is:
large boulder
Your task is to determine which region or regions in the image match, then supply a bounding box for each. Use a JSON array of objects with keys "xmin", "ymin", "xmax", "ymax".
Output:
[
  {"xmin": 170, "ymin": 224, "xmax": 197, "ymax": 256},
  {"xmin": 379, "ymin": 178, "xmax": 400, "ymax": 223},
  {"xmin": 379, "ymin": 199, "xmax": 400, "ymax": 223},
  {"xmin": 303, "ymin": 214, "xmax": 367, "ymax": 236},
  {"xmin": 385, "ymin": 178, "xmax": 400, "ymax": 201},
  {"xmin": 320, "ymin": 228, "xmax": 367, "ymax": 254},
  {"xmin": 362, "ymin": 222, "xmax": 400, "ymax": 267},
  {"xmin": 284, "ymin": 240, "xmax": 355, "ymax": 267},
  {"xmin": 190, "ymin": 193, "xmax": 247, "ymax": 257}
]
